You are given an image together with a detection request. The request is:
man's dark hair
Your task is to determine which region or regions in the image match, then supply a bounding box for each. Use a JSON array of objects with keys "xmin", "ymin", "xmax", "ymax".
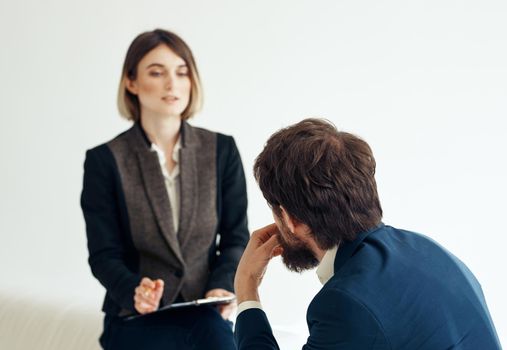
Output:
[{"xmin": 254, "ymin": 118, "xmax": 383, "ymax": 249}]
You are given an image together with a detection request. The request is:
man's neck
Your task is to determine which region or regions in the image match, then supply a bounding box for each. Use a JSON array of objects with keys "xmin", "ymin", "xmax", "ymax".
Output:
[{"xmin": 308, "ymin": 239, "xmax": 326, "ymax": 262}]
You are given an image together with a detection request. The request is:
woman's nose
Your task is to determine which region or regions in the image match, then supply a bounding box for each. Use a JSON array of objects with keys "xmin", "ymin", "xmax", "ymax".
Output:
[
  {"xmin": 165, "ymin": 71, "xmax": 181, "ymax": 90},
  {"xmin": 165, "ymin": 74, "xmax": 175, "ymax": 90}
]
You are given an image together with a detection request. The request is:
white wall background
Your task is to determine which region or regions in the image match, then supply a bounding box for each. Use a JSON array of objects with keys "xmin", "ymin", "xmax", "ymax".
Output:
[{"xmin": 1, "ymin": 0, "xmax": 505, "ymax": 347}]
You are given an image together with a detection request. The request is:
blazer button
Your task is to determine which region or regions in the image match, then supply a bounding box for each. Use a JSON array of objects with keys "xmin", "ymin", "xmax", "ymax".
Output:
[{"xmin": 174, "ymin": 269, "xmax": 183, "ymax": 278}]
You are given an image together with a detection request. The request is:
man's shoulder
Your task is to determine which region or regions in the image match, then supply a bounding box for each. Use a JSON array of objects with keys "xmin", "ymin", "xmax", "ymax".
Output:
[
  {"xmin": 308, "ymin": 284, "xmax": 352, "ymax": 312},
  {"xmin": 306, "ymin": 284, "xmax": 390, "ymax": 347},
  {"xmin": 306, "ymin": 224, "xmax": 495, "ymax": 349},
  {"xmin": 307, "ymin": 282, "xmax": 373, "ymax": 321},
  {"xmin": 305, "ymin": 226, "xmax": 445, "ymax": 327}
]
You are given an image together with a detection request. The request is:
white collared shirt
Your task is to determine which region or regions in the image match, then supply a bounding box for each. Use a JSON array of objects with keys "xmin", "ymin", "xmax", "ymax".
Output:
[
  {"xmin": 236, "ymin": 246, "xmax": 338, "ymax": 317},
  {"xmin": 316, "ymin": 246, "xmax": 338, "ymax": 285},
  {"xmin": 150, "ymin": 138, "xmax": 181, "ymax": 233}
]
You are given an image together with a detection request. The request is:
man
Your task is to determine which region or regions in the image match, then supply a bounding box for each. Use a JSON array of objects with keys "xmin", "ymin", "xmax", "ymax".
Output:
[{"xmin": 234, "ymin": 118, "xmax": 501, "ymax": 349}]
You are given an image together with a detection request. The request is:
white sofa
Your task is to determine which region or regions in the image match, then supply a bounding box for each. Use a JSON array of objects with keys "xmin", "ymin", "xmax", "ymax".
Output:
[
  {"xmin": 0, "ymin": 291, "xmax": 102, "ymax": 350},
  {"xmin": 0, "ymin": 290, "xmax": 306, "ymax": 349}
]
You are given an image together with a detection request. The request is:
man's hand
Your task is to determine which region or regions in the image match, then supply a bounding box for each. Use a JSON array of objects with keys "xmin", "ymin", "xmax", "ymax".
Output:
[
  {"xmin": 134, "ymin": 277, "xmax": 164, "ymax": 314},
  {"xmin": 234, "ymin": 223, "xmax": 283, "ymax": 304},
  {"xmin": 205, "ymin": 288, "xmax": 236, "ymax": 320}
]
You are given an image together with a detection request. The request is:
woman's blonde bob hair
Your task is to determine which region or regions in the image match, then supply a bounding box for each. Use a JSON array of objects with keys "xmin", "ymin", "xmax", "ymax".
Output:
[{"xmin": 117, "ymin": 29, "xmax": 203, "ymax": 121}]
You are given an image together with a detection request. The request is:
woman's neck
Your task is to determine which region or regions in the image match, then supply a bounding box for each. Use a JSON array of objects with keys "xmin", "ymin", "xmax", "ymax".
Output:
[{"xmin": 140, "ymin": 114, "xmax": 182, "ymax": 152}]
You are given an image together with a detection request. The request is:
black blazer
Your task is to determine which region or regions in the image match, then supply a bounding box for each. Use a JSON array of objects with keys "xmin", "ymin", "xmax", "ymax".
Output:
[{"xmin": 81, "ymin": 122, "xmax": 249, "ymax": 316}]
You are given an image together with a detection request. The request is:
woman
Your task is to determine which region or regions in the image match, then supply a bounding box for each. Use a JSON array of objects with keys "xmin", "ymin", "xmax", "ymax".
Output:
[{"xmin": 81, "ymin": 29, "xmax": 249, "ymax": 349}]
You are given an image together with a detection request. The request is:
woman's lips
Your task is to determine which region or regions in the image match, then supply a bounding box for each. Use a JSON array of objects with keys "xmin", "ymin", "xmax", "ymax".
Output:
[{"xmin": 162, "ymin": 96, "xmax": 178, "ymax": 102}]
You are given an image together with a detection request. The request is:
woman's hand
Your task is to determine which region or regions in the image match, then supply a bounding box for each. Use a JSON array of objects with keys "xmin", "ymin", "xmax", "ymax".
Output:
[
  {"xmin": 205, "ymin": 288, "xmax": 237, "ymax": 320},
  {"xmin": 134, "ymin": 277, "xmax": 164, "ymax": 314}
]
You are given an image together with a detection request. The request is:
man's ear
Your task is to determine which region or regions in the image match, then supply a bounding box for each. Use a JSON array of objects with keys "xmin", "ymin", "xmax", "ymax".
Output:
[
  {"xmin": 125, "ymin": 77, "xmax": 138, "ymax": 95},
  {"xmin": 280, "ymin": 206, "xmax": 297, "ymax": 233}
]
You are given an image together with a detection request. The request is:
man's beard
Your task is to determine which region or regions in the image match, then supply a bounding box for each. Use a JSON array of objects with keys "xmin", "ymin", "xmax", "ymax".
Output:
[{"xmin": 277, "ymin": 222, "xmax": 320, "ymax": 273}]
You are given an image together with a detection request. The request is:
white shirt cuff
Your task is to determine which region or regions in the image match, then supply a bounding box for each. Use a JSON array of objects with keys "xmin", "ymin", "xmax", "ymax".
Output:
[{"xmin": 236, "ymin": 300, "xmax": 263, "ymax": 317}]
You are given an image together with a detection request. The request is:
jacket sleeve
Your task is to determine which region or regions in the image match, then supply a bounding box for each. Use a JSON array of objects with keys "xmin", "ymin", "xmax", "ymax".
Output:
[
  {"xmin": 206, "ymin": 135, "xmax": 249, "ymax": 293},
  {"xmin": 235, "ymin": 308, "xmax": 280, "ymax": 350},
  {"xmin": 303, "ymin": 289, "xmax": 389, "ymax": 349},
  {"xmin": 80, "ymin": 146, "xmax": 141, "ymax": 312}
]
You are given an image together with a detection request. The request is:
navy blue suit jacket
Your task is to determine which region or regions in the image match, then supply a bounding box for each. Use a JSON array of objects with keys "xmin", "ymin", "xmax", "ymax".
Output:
[{"xmin": 235, "ymin": 224, "xmax": 501, "ymax": 349}]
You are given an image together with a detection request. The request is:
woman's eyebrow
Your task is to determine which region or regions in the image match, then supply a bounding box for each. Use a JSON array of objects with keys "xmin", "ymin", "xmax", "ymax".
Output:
[
  {"xmin": 145, "ymin": 63, "xmax": 188, "ymax": 69},
  {"xmin": 146, "ymin": 63, "xmax": 165, "ymax": 69}
]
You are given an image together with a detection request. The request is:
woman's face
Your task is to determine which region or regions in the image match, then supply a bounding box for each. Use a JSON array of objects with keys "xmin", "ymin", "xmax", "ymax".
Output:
[{"xmin": 127, "ymin": 44, "xmax": 191, "ymax": 119}]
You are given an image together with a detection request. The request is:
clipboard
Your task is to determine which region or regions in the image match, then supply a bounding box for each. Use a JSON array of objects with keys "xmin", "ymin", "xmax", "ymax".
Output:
[{"xmin": 123, "ymin": 295, "xmax": 236, "ymax": 321}]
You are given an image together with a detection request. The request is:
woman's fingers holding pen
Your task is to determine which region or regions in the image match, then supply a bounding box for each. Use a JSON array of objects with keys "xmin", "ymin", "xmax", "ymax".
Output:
[{"xmin": 134, "ymin": 288, "xmax": 156, "ymax": 314}]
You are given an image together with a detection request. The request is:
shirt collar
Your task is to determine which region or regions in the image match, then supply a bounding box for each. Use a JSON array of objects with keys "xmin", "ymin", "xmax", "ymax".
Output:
[
  {"xmin": 136, "ymin": 121, "xmax": 186, "ymax": 153},
  {"xmin": 150, "ymin": 136, "xmax": 181, "ymax": 164},
  {"xmin": 316, "ymin": 245, "xmax": 338, "ymax": 285},
  {"xmin": 150, "ymin": 137, "xmax": 181, "ymax": 180}
]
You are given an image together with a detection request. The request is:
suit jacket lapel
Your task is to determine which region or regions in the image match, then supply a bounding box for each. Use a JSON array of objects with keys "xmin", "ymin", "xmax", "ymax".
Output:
[
  {"xmin": 130, "ymin": 125, "xmax": 184, "ymax": 264},
  {"xmin": 178, "ymin": 122, "xmax": 199, "ymax": 248}
]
